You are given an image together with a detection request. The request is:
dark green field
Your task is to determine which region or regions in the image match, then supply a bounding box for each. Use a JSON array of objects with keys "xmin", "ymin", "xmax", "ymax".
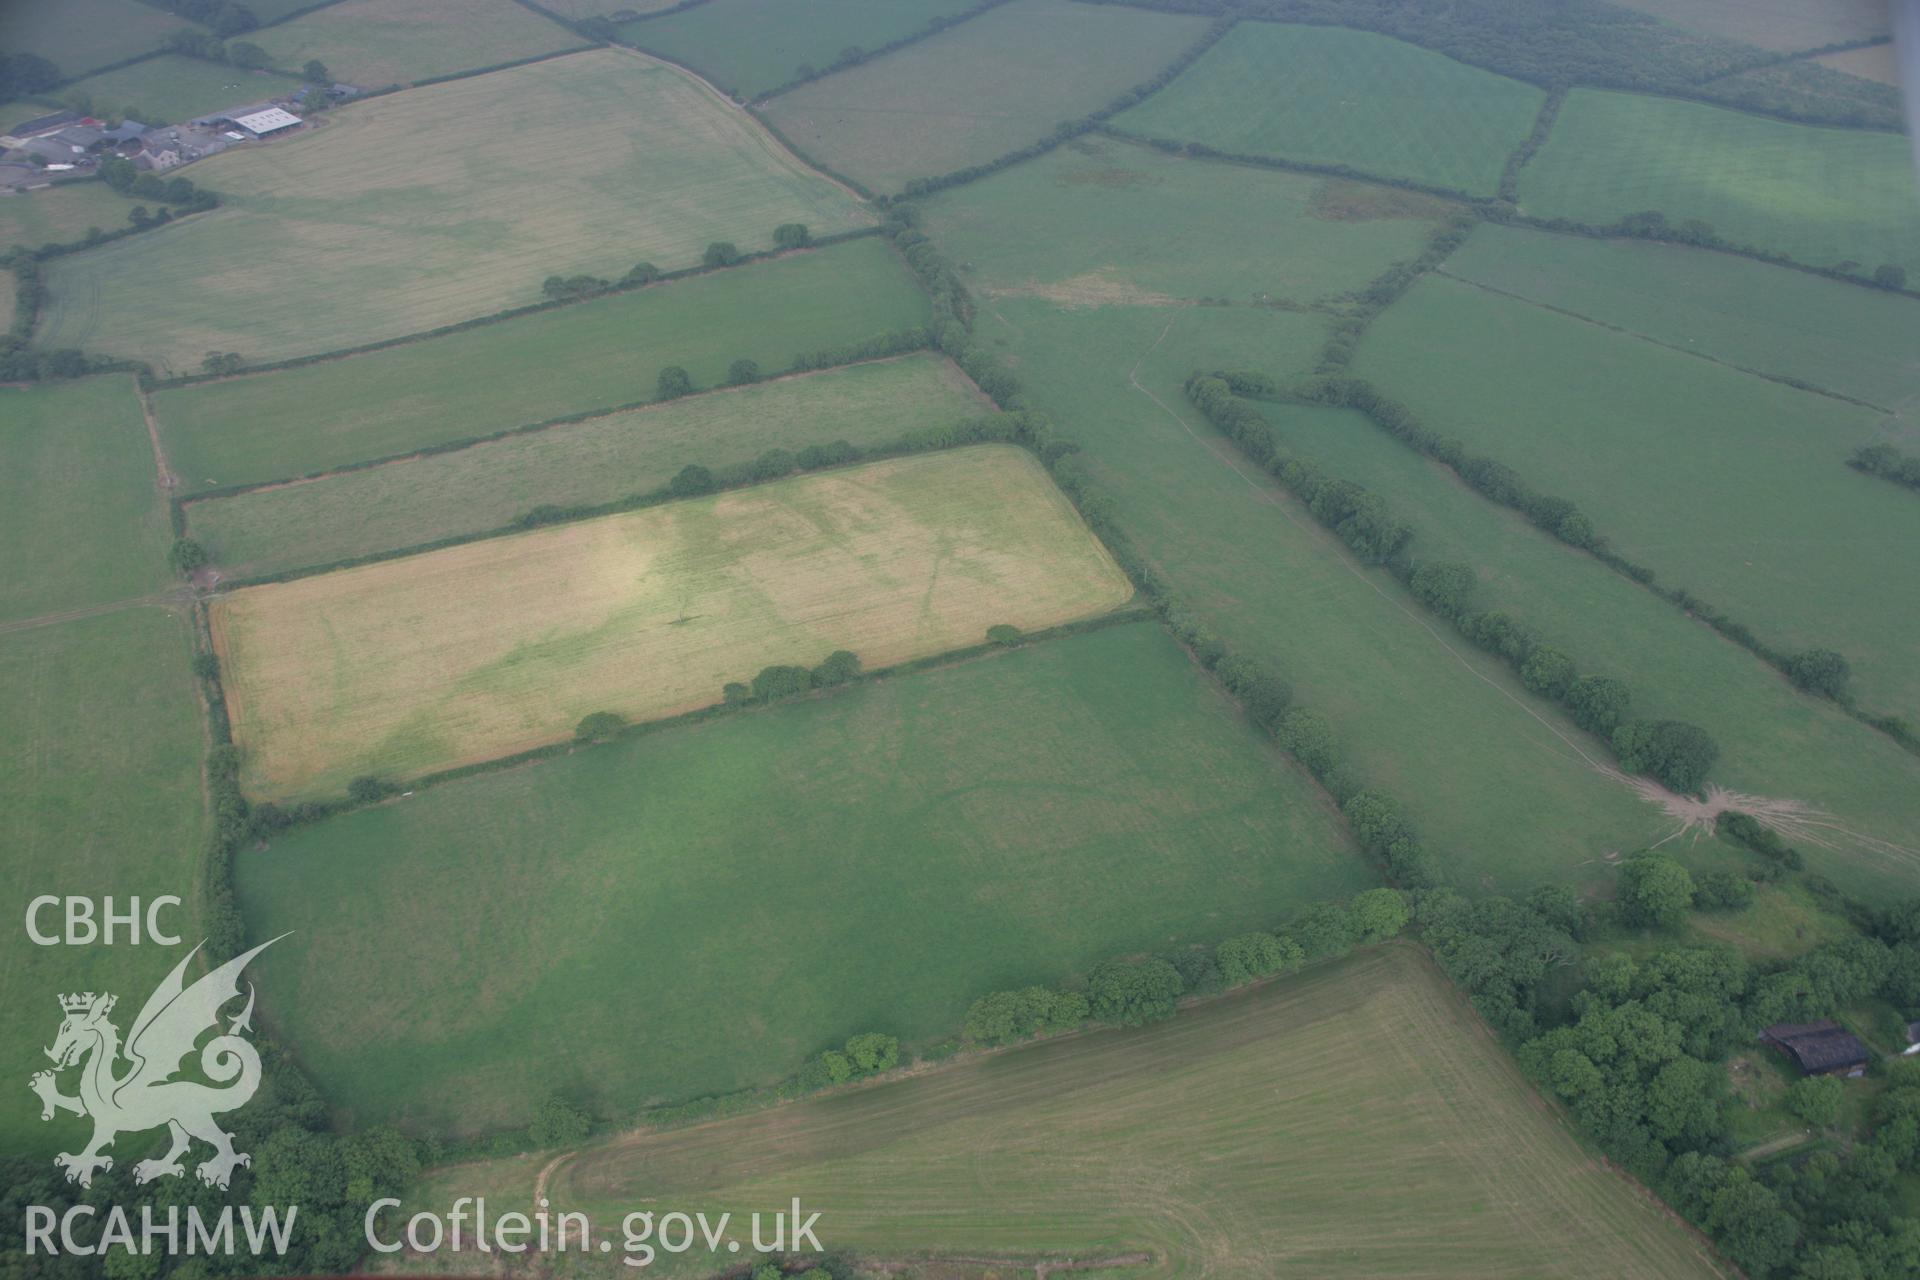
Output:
[
  {"xmin": 235, "ymin": 622, "xmax": 1369, "ymax": 1133},
  {"xmin": 0, "ymin": 377, "xmax": 172, "ymax": 625},
  {"xmin": 1112, "ymin": 22, "xmax": 1544, "ymax": 196},
  {"xmin": 0, "ymin": 609, "xmax": 208, "ymax": 1158},
  {"xmin": 1356, "ymin": 273, "xmax": 1920, "ymax": 725},
  {"xmin": 150, "ymin": 238, "xmax": 929, "ymax": 492}
]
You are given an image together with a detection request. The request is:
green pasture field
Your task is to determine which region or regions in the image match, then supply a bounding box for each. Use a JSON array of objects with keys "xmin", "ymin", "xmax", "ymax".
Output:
[
  {"xmin": 959, "ymin": 297, "xmax": 1724, "ymax": 893},
  {"xmin": 1111, "ymin": 22, "xmax": 1545, "ymax": 197},
  {"xmin": 542, "ymin": 0, "xmax": 679, "ymax": 16},
  {"xmin": 37, "ymin": 48, "xmax": 872, "ymax": 373},
  {"xmin": 0, "ymin": 609, "xmax": 207, "ymax": 1158},
  {"xmin": 1250, "ymin": 390, "xmax": 1920, "ymax": 899},
  {"xmin": 61, "ymin": 56, "xmax": 296, "ymax": 126},
  {"xmin": 150, "ymin": 236, "xmax": 927, "ymax": 491},
  {"xmin": 0, "ymin": 0, "xmax": 195, "ymax": 80},
  {"xmin": 0, "ymin": 180, "xmax": 157, "ymax": 254},
  {"xmin": 232, "ymin": 621, "xmax": 1370, "ymax": 1134},
  {"xmin": 406, "ymin": 947, "xmax": 1721, "ymax": 1279},
  {"xmin": 620, "ymin": 0, "xmax": 979, "ymax": 99},
  {"xmin": 1517, "ymin": 89, "xmax": 1920, "ymax": 277},
  {"xmin": 760, "ymin": 0, "xmax": 1208, "ymax": 194},
  {"xmin": 0, "ymin": 377, "xmax": 172, "ymax": 625},
  {"xmin": 918, "ymin": 134, "xmax": 1455, "ymax": 308},
  {"xmin": 1444, "ymin": 222, "xmax": 1920, "ymax": 413},
  {"xmin": 186, "ymin": 353, "xmax": 986, "ymax": 577},
  {"xmin": 0, "ymin": 268, "xmax": 12, "ymax": 330},
  {"xmin": 1614, "ymin": 0, "xmax": 1889, "ymax": 50},
  {"xmin": 213, "ymin": 447, "xmax": 1133, "ymax": 799},
  {"xmin": 1355, "ymin": 274, "xmax": 1920, "ymax": 727},
  {"xmin": 251, "ymin": 0, "xmax": 583, "ymax": 90}
]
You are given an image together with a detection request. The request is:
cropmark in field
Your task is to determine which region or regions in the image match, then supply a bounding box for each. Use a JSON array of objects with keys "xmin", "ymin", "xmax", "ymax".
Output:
[{"xmin": 214, "ymin": 446, "xmax": 1133, "ymax": 799}]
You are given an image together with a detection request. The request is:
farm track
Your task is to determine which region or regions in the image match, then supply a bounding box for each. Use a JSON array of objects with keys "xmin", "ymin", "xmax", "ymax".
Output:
[{"xmin": 0, "ymin": 588, "xmax": 197, "ymax": 636}]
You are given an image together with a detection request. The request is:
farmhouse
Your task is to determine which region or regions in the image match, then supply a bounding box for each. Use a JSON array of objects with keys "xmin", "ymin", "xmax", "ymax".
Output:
[{"xmin": 1761, "ymin": 1021, "xmax": 1870, "ymax": 1078}]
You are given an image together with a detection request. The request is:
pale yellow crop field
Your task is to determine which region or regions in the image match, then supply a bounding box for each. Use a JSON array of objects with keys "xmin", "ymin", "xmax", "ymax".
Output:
[{"xmin": 213, "ymin": 446, "xmax": 1132, "ymax": 799}]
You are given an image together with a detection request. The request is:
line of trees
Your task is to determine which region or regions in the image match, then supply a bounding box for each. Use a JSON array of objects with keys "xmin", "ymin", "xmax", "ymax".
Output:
[
  {"xmin": 1185, "ymin": 374, "xmax": 1727, "ymax": 794},
  {"xmin": 1850, "ymin": 443, "xmax": 1920, "ymax": 493},
  {"xmin": 963, "ymin": 889, "xmax": 1412, "ymax": 1046}
]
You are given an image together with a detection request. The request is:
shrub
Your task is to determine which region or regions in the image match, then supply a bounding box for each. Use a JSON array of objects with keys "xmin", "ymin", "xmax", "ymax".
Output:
[
  {"xmin": 750, "ymin": 664, "xmax": 813, "ymax": 702},
  {"xmin": 1784, "ymin": 648, "xmax": 1851, "ymax": 699},
  {"xmin": 623, "ymin": 261, "xmax": 660, "ymax": 286},
  {"xmin": 986, "ymin": 624, "xmax": 1022, "ymax": 646},
  {"xmin": 843, "ymin": 1031, "xmax": 897, "ymax": 1075},
  {"xmin": 773, "ymin": 222, "xmax": 811, "ymax": 249},
  {"xmin": 1087, "ymin": 957, "xmax": 1183, "ymax": 1026},
  {"xmin": 168, "ymin": 537, "xmax": 208, "ymax": 576},
  {"xmin": 810, "ymin": 650, "xmax": 860, "ymax": 688},
  {"xmin": 727, "ymin": 358, "xmax": 761, "ymax": 385},
  {"xmin": 703, "ymin": 241, "xmax": 742, "ymax": 268},
  {"xmin": 668, "ymin": 464, "xmax": 714, "ymax": 497},
  {"xmin": 1274, "ymin": 707, "xmax": 1338, "ymax": 776},
  {"xmin": 1692, "ymin": 870, "xmax": 1754, "ymax": 913},
  {"xmin": 1519, "ymin": 646, "xmax": 1577, "ymax": 700},
  {"xmin": 1786, "ymin": 1075, "xmax": 1843, "ymax": 1127},
  {"xmin": 528, "ymin": 1095, "xmax": 591, "ymax": 1148},
  {"xmin": 347, "ymin": 775, "xmax": 397, "ymax": 805},
  {"xmin": 574, "ymin": 711, "xmax": 624, "ymax": 743},
  {"xmin": 1409, "ymin": 560, "xmax": 1476, "ymax": 619},
  {"xmin": 1566, "ymin": 675, "xmax": 1631, "ymax": 736}
]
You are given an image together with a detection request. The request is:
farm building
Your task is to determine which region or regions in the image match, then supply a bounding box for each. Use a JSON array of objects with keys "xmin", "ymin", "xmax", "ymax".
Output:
[
  {"xmin": 1761, "ymin": 1021, "xmax": 1870, "ymax": 1077},
  {"xmin": 229, "ymin": 107, "xmax": 302, "ymax": 139}
]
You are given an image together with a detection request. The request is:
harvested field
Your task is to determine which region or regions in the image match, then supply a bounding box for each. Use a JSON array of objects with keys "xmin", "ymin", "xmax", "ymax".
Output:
[
  {"xmin": 186, "ymin": 353, "xmax": 986, "ymax": 577},
  {"xmin": 38, "ymin": 48, "xmax": 871, "ymax": 372},
  {"xmin": 1614, "ymin": 0, "xmax": 1889, "ymax": 50},
  {"xmin": 759, "ymin": 0, "xmax": 1209, "ymax": 194},
  {"xmin": 213, "ymin": 446, "xmax": 1133, "ymax": 798},
  {"xmin": 1112, "ymin": 22, "xmax": 1544, "ymax": 196},
  {"xmin": 250, "ymin": 0, "xmax": 584, "ymax": 90},
  {"xmin": 397, "ymin": 947, "xmax": 1726, "ymax": 1278}
]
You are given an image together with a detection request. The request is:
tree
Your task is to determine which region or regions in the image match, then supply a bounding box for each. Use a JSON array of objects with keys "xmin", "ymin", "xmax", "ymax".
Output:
[
  {"xmin": 1348, "ymin": 887, "xmax": 1411, "ymax": 942},
  {"xmin": 1691, "ymin": 870, "xmax": 1753, "ymax": 912},
  {"xmin": 751, "ymin": 664, "xmax": 812, "ymax": 702},
  {"xmin": 1619, "ymin": 854, "xmax": 1694, "ymax": 928},
  {"xmin": 668, "ymin": 463, "xmax": 713, "ymax": 496},
  {"xmin": 302, "ymin": 58, "xmax": 329, "ymax": 83},
  {"xmin": 1274, "ymin": 707, "xmax": 1338, "ymax": 775},
  {"xmin": 1785, "ymin": 648, "xmax": 1851, "ymax": 699},
  {"xmin": 810, "ymin": 649, "xmax": 860, "ymax": 688},
  {"xmin": 703, "ymin": 241, "xmax": 741, "ymax": 268},
  {"xmin": 727, "ymin": 357, "xmax": 760, "ymax": 385},
  {"xmin": 168, "ymin": 537, "xmax": 208, "ymax": 576},
  {"xmin": 528, "ymin": 1095, "xmax": 591, "ymax": 1148},
  {"xmin": 1215, "ymin": 931, "xmax": 1300, "ymax": 985},
  {"xmin": 574, "ymin": 711, "xmax": 624, "ymax": 742},
  {"xmin": 844, "ymin": 1031, "xmax": 897, "ymax": 1075},
  {"xmin": 1409, "ymin": 560, "xmax": 1475, "ymax": 619},
  {"xmin": 1566, "ymin": 674, "xmax": 1631, "ymax": 736},
  {"xmin": 1646, "ymin": 1055, "xmax": 1722, "ymax": 1146},
  {"xmin": 227, "ymin": 41, "xmax": 269, "ymax": 69},
  {"xmin": 656, "ymin": 364, "xmax": 692, "ymax": 399},
  {"xmin": 624, "ymin": 261, "xmax": 660, "ymax": 286},
  {"xmin": 1087, "ymin": 957, "xmax": 1183, "ymax": 1026},
  {"xmin": 773, "ymin": 222, "xmax": 811, "ymax": 249},
  {"xmin": 347, "ymin": 775, "xmax": 396, "ymax": 805},
  {"xmin": 986, "ymin": 624, "xmax": 1022, "ymax": 646},
  {"xmin": 1520, "ymin": 646, "xmax": 1577, "ymax": 700},
  {"xmin": 1612, "ymin": 719, "xmax": 1718, "ymax": 793},
  {"xmin": 1873, "ymin": 264, "xmax": 1908, "ymax": 291},
  {"xmin": 1788, "ymin": 1075, "xmax": 1844, "ymax": 1128},
  {"xmin": 201, "ymin": 350, "xmax": 244, "ymax": 374}
]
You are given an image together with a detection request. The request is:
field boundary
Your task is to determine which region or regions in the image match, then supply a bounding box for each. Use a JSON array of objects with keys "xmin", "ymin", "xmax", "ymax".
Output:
[
  {"xmin": 181, "ymin": 355, "xmax": 997, "ymax": 585},
  {"xmin": 1431, "ymin": 268, "xmax": 1892, "ymax": 413},
  {"xmin": 138, "ymin": 229, "xmax": 883, "ymax": 391}
]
